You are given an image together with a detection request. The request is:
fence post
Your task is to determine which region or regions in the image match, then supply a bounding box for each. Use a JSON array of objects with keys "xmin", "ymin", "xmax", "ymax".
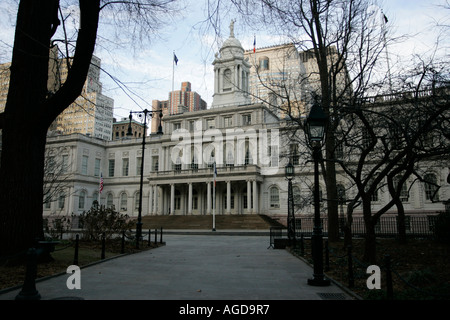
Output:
[
  {"xmin": 154, "ymin": 228, "xmax": 158, "ymax": 246},
  {"xmin": 385, "ymin": 254, "xmax": 393, "ymax": 300},
  {"xmin": 15, "ymin": 248, "xmax": 41, "ymax": 300},
  {"xmin": 73, "ymin": 234, "xmax": 79, "ymax": 266},
  {"xmin": 160, "ymin": 227, "xmax": 163, "ymax": 244},
  {"xmin": 347, "ymin": 246, "xmax": 354, "ymax": 288},
  {"xmin": 101, "ymin": 232, "xmax": 106, "ymax": 260},
  {"xmin": 121, "ymin": 231, "xmax": 125, "ymax": 254},
  {"xmin": 325, "ymin": 240, "xmax": 329, "ymax": 272},
  {"xmin": 148, "ymin": 229, "xmax": 151, "ymax": 247}
]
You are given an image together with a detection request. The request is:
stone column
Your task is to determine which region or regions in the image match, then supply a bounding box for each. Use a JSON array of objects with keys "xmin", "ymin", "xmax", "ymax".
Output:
[
  {"xmin": 226, "ymin": 180, "xmax": 231, "ymax": 214},
  {"xmin": 188, "ymin": 183, "xmax": 193, "ymax": 215},
  {"xmin": 253, "ymin": 180, "xmax": 258, "ymax": 214},
  {"xmin": 153, "ymin": 185, "xmax": 157, "ymax": 214},
  {"xmin": 148, "ymin": 184, "xmax": 153, "ymax": 215},
  {"xmin": 170, "ymin": 184, "xmax": 175, "ymax": 215},
  {"xmin": 247, "ymin": 180, "xmax": 252, "ymax": 214},
  {"xmin": 155, "ymin": 187, "xmax": 164, "ymax": 215}
]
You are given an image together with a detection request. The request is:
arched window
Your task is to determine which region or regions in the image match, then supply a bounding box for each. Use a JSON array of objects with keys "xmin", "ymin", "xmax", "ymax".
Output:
[
  {"xmin": 193, "ymin": 189, "xmax": 198, "ymax": 210},
  {"xmin": 270, "ymin": 186, "xmax": 279, "ymax": 208},
  {"xmin": 120, "ymin": 193, "xmax": 128, "ymax": 211},
  {"xmin": 259, "ymin": 56, "xmax": 269, "ymax": 70},
  {"xmin": 92, "ymin": 192, "xmax": 99, "ymax": 207},
  {"xmin": 337, "ymin": 184, "xmax": 346, "ymax": 205},
  {"xmin": 223, "ymin": 69, "xmax": 232, "ymax": 91},
  {"xmin": 134, "ymin": 191, "xmax": 141, "ymax": 210},
  {"xmin": 78, "ymin": 190, "xmax": 86, "ymax": 210},
  {"xmin": 293, "ymin": 186, "xmax": 301, "ymax": 206},
  {"xmin": 424, "ymin": 173, "xmax": 439, "ymax": 201},
  {"xmin": 393, "ymin": 176, "xmax": 409, "ymax": 202},
  {"xmin": 175, "ymin": 189, "xmax": 181, "ymax": 210},
  {"xmin": 58, "ymin": 192, "xmax": 65, "ymax": 209},
  {"xmin": 106, "ymin": 193, "xmax": 114, "ymax": 209}
]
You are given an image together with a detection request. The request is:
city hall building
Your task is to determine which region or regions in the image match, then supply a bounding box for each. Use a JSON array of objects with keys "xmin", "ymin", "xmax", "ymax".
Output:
[{"xmin": 42, "ymin": 28, "xmax": 449, "ymax": 225}]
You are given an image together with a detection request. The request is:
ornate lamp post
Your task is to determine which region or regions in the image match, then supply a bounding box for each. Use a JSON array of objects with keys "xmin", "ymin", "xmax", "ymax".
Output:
[
  {"xmin": 305, "ymin": 103, "xmax": 330, "ymax": 286},
  {"xmin": 127, "ymin": 108, "xmax": 163, "ymax": 249},
  {"xmin": 285, "ymin": 161, "xmax": 296, "ymax": 246}
]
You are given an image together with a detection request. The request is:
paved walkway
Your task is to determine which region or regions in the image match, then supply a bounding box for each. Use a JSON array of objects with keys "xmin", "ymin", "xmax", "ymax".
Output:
[{"xmin": 0, "ymin": 233, "xmax": 357, "ymax": 301}]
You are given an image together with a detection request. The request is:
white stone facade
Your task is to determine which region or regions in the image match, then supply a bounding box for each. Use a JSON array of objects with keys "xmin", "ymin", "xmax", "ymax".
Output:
[{"xmin": 42, "ymin": 29, "xmax": 449, "ymax": 223}]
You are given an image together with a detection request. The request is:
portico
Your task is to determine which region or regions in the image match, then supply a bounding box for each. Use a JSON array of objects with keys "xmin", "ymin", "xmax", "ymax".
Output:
[{"xmin": 148, "ymin": 165, "xmax": 262, "ymax": 216}]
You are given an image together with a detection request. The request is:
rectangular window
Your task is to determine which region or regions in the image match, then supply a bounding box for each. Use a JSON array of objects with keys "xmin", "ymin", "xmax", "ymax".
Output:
[
  {"xmin": 173, "ymin": 122, "xmax": 181, "ymax": 131},
  {"xmin": 152, "ymin": 156, "xmax": 159, "ymax": 172},
  {"xmin": 224, "ymin": 116, "xmax": 232, "ymax": 127},
  {"xmin": 206, "ymin": 118, "xmax": 215, "ymax": 129},
  {"xmin": 61, "ymin": 155, "xmax": 69, "ymax": 173},
  {"xmin": 122, "ymin": 158, "xmax": 129, "ymax": 176},
  {"xmin": 290, "ymin": 144, "xmax": 299, "ymax": 165},
  {"xmin": 108, "ymin": 159, "xmax": 115, "ymax": 177},
  {"xmin": 94, "ymin": 158, "xmax": 101, "ymax": 177},
  {"xmin": 269, "ymin": 145, "xmax": 279, "ymax": 167},
  {"xmin": 136, "ymin": 157, "xmax": 142, "ymax": 175},
  {"xmin": 81, "ymin": 156, "xmax": 88, "ymax": 175},
  {"xmin": 242, "ymin": 114, "xmax": 251, "ymax": 125},
  {"xmin": 47, "ymin": 156, "xmax": 56, "ymax": 174}
]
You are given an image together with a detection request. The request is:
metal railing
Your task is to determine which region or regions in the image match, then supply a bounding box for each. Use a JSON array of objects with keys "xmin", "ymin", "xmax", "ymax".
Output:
[{"xmin": 293, "ymin": 215, "xmax": 440, "ymax": 238}]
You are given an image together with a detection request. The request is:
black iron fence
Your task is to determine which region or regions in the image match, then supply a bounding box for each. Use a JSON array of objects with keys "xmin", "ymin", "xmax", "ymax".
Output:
[{"xmin": 293, "ymin": 215, "xmax": 440, "ymax": 238}]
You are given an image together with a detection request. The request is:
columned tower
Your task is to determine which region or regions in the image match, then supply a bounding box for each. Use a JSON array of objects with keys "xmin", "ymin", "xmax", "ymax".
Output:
[{"xmin": 211, "ymin": 20, "xmax": 251, "ymax": 108}]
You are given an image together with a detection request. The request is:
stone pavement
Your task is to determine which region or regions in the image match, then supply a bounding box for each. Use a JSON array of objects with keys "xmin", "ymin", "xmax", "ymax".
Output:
[{"xmin": 0, "ymin": 233, "xmax": 359, "ymax": 301}]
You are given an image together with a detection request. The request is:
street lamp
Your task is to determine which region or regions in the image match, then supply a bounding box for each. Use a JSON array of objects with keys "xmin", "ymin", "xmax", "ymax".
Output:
[
  {"xmin": 305, "ymin": 103, "xmax": 330, "ymax": 286},
  {"xmin": 127, "ymin": 108, "xmax": 163, "ymax": 249},
  {"xmin": 285, "ymin": 162, "xmax": 296, "ymax": 246}
]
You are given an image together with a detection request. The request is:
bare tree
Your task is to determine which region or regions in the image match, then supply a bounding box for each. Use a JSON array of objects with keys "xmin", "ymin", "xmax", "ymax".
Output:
[
  {"xmin": 0, "ymin": 0, "xmax": 180, "ymax": 257},
  {"xmin": 335, "ymin": 62, "xmax": 449, "ymax": 262},
  {"xmin": 206, "ymin": 0, "xmax": 397, "ymax": 242}
]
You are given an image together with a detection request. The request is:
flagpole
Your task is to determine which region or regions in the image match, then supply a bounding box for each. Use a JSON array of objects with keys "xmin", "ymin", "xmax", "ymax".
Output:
[
  {"xmin": 172, "ymin": 51, "xmax": 175, "ymax": 115},
  {"xmin": 381, "ymin": 10, "xmax": 392, "ymax": 93},
  {"xmin": 212, "ymin": 162, "xmax": 216, "ymax": 231}
]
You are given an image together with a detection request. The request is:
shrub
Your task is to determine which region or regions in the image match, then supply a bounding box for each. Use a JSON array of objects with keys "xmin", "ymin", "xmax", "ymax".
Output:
[
  {"xmin": 78, "ymin": 205, "xmax": 135, "ymax": 241},
  {"xmin": 43, "ymin": 213, "xmax": 72, "ymax": 239}
]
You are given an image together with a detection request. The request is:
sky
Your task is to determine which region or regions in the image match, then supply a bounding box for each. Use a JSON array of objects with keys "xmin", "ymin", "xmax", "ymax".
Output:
[{"xmin": 0, "ymin": 0, "xmax": 448, "ymax": 122}]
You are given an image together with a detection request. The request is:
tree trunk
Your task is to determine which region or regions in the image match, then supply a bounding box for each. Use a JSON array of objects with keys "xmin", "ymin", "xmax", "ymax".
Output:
[
  {"xmin": 362, "ymin": 199, "xmax": 377, "ymax": 264},
  {"xmin": 0, "ymin": 0, "xmax": 58, "ymax": 257},
  {"xmin": 0, "ymin": 0, "xmax": 100, "ymax": 258},
  {"xmin": 325, "ymin": 135, "xmax": 340, "ymax": 242},
  {"xmin": 395, "ymin": 200, "xmax": 407, "ymax": 244}
]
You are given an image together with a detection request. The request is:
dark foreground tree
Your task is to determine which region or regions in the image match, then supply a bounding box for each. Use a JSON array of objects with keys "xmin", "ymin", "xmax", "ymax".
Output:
[{"xmin": 0, "ymin": 0, "xmax": 178, "ymax": 257}]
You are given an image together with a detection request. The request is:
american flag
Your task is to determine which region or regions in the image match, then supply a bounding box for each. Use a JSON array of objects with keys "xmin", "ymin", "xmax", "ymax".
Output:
[
  {"xmin": 253, "ymin": 36, "xmax": 256, "ymax": 53},
  {"xmin": 99, "ymin": 173, "xmax": 104, "ymax": 194}
]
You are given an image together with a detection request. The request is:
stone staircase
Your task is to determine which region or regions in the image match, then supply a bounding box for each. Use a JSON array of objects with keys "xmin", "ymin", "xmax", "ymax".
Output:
[{"xmin": 141, "ymin": 214, "xmax": 284, "ymax": 230}]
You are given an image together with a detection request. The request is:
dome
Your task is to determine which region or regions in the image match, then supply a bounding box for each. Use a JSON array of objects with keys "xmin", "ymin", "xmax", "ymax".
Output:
[
  {"xmin": 219, "ymin": 36, "xmax": 244, "ymax": 59},
  {"xmin": 222, "ymin": 36, "xmax": 243, "ymax": 50}
]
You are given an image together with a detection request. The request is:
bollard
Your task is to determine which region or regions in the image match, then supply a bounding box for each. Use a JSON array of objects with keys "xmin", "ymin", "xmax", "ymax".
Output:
[
  {"xmin": 385, "ymin": 254, "xmax": 393, "ymax": 300},
  {"xmin": 148, "ymin": 229, "xmax": 151, "ymax": 247},
  {"xmin": 15, "ymin": 248, "xmax": 41, "ymax": 300},
  {"xmin": 347, "ymin": 246, "xmax": 354, "ymax": 288},
  {"xmin": 73, "ymin": 234, "xmax": 79, "ymax": 266},
  {"xmin": 160, "ymin": 227, "xmax": 163, "ymax": 244},
  {"xmin": 121, "ymin": 231, "xmax": 125, "ymax": 254},
  {"xmin": 101, "ymin": 232, "xmax": 106, "ymax": 260},
  {"xmin": 325, "ymin": 240, "xmax": 329, "ymax": 272}
]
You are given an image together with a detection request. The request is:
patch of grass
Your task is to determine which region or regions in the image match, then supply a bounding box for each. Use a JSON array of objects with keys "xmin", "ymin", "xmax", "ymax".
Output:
[
  {"xmin": 0, "ymin": 239, "xmax": 163, "ymax": 291},
  {"xmin": 288, "ymin": 238, "xmax": 450, "ymax": 300}
]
